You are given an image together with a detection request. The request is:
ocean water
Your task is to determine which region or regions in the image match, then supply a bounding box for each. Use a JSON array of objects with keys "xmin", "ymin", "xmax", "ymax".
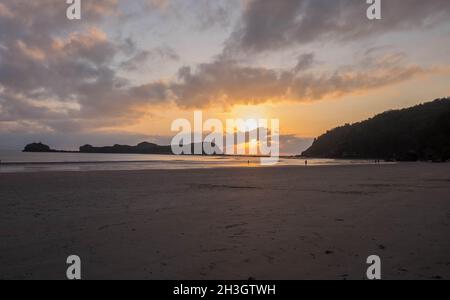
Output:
[{"xmin": 0, "ymin": 150, "xmax": 385, "ymax": 173}]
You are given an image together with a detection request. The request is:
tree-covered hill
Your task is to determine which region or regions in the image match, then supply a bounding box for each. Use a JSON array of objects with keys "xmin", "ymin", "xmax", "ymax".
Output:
[{"xmin": 302, "ymin": 98, "xmax": 450, "ymax": 161}]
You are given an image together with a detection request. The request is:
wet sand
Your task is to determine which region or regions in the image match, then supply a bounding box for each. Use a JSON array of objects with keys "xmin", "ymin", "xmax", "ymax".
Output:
[{"xmin": 1, "ymin": 163, "xmax": 449, "ymax": 280}]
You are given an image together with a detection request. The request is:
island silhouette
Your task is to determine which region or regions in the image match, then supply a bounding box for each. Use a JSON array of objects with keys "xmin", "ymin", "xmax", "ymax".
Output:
[{"xmin": 23, "ymin": 142, "xmax": 222, "ymax": 156}]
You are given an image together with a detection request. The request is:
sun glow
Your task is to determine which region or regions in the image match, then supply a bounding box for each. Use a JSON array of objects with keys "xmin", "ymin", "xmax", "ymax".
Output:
[
  {"xmin": 229, "ymin": 105, "xmax": 269, "ymax": 122},
  {"xmin": 225, "ymin": 104, "xmax": 272, "ymax": 133}
]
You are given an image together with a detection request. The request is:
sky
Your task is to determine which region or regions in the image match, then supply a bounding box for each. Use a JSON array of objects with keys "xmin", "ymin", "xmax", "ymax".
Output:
[{"xmin": 0, "ymin": 0, "xmax": 450, "ymax": 154}]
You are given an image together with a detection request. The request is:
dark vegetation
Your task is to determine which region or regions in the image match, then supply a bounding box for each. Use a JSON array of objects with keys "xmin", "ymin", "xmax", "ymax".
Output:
[
  {"xmin": 302, "ymin": 98, "xmax": 450, "ymax": 162},
  {"xmin": 79, "ymin": 142, "xmax": 173, "ymax": 155},
  {"xmin": 23, "ymin": 142, "xmax": 53, "ymax": 152},
  {"xmin": 24, "ymin": 142, "xmax": 222, "ymax": 155}
]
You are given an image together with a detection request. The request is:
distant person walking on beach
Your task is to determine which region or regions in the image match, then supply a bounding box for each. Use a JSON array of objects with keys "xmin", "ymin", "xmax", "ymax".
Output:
[{"xmin": 305, "ymin": 160, "xmax": 308, "ymax": 166}]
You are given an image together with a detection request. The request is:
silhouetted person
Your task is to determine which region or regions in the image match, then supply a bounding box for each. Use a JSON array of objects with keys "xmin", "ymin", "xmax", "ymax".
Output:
[{"xmin": 305, "ymin": 160, "xmax": 308, "ymax": 166}]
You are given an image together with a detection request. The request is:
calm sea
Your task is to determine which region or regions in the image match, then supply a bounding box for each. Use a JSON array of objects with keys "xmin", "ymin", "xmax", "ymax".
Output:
[{"xmin": 0, "ymin": 150, "xmax": 383, "ymax": 173}]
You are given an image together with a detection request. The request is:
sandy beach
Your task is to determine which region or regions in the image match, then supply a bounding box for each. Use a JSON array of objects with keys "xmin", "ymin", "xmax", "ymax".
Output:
[{"xmin": 1, "ymin": 163, "xmax": 449, "ymax": 280}]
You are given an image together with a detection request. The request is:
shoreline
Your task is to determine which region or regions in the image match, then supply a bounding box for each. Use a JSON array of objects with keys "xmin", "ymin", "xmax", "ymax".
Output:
[{"xmin": 0, "ymin": 153, "xmax": 399, "ymax": 174}]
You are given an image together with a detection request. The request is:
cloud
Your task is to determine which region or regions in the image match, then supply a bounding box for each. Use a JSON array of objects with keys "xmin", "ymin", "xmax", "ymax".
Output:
[
  {"xmin": 143, "ymin": 0, "xmax": 237, "ymax": 30},
  {"xmin": 146, "ymin": 0, "xmax": 170, "ymax": 11},
  {"xmin": 294, "ymin": 53, "xmax": 316, "ymax": 73},
  {"xmin": 120, "ymin": 46, "xmax": 179, "ymax": 71},
  {"xmin": 225, "ymin": 0, "xmax": 450, "ymax": 54},
  {"xmin": 0, "ymin": 0, "xmax": 166, "ymax": 133},
  {"xmin": 0, "ymin": 3, "xmax": 14, "ymax": 18},
  {"xmin": 193, "ymin": 0, "xmax": 237, "ymax": 30},
  {"xmin": 0, "ymin": 0, "xmax": 117, "ymax": 38},
  {"xmin": 168, "ymin": 51, "xmax": 427, "ymax": 108}
]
